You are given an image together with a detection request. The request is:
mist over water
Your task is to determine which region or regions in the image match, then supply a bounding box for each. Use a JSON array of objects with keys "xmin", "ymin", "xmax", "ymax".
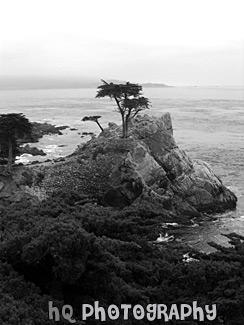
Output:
[{"xmin": 1, "ymin": 86, "xmax": 243, "ymax": 252}]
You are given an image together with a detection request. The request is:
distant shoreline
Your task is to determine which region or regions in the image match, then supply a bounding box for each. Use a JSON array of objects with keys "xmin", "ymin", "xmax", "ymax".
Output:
[
  {"xmin": 0, "ymin": 83, "xmax": 173, "ymax": 91},
  {"xmin": 1, "ymin": 85, "xmax": 242, "ymax": 91}
]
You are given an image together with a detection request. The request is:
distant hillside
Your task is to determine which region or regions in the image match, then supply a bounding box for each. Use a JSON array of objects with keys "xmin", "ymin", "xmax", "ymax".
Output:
[
  {"xmin": 103, "ymin": 80, "xmax": 172, "ymax": 88},
  {"xmin": 0, "ymin": 77, "xmax": 172, "ymax": 90},
  {"xmin": 141, "ymin": 83, "xmax": 172, "ymax": 88}
]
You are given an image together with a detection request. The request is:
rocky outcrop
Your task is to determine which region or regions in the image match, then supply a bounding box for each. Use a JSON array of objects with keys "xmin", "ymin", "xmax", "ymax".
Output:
[
  {"xmin": 85, "ymin": 114, "xmax": 236, "ymax": 216},
  {"xmin": 20, "ymin": 144, "xmax": 46, "ymax": 156},
  {"xmin": 20, "ymin": 122, "xmax": 68, "ymax": 143},
  {"xmin": 35, "ymin": 113, "xmax": 236, "ymax": 217},
  {"xmin": 0, "ymin": 114, "xmax": 237, "ymax": 217}
]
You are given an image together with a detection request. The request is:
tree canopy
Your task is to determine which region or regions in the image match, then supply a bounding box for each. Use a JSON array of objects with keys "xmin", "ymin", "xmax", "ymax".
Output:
[
  {"xmin": 96, "ymin": 80, "xmax": 150, "ymax": 138},
  {"xmin": 82, "ymin": 115, "xmax": 104, "ymax": 132},
  {"xmin": 0, "ymin": 113, "xmax": 32, "ymax": 172}
]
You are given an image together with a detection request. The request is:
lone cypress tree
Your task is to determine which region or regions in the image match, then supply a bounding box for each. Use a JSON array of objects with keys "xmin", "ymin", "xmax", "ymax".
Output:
[
  {"xmin": 96, "ymin": 80, "xmax": 150, "ymax": 138},
  {"xmin": 0, "ymin": 113, "xmax": 32, "ymax": 172}
]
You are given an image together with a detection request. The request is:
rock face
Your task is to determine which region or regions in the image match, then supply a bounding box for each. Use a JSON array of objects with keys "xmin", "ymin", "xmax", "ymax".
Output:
[
  {"xmin": 92, "ymin": 113, "xmax": 236, "ymax": 215},
  {"xmin": 0, "ymin": 114, "xmax": 237, "ymax": 217}
]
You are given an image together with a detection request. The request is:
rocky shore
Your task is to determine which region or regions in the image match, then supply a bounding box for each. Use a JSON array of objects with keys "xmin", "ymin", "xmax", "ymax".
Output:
[
  {"xmin": 0, "ymin": 113, "xmax": 237, "ymax": 220},
  {"xmin": 11, "ymin": 121, "xmax": 69, "ymax": 162},
  {"xmin": 21, "ymin": 122, "xmax": 68, "ymax": 143}
]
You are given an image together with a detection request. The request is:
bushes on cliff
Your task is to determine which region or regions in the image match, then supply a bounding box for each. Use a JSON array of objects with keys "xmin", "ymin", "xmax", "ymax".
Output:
[{"xmin": 1, "ymin": 192, "xmax": 244, "ymax": 324}]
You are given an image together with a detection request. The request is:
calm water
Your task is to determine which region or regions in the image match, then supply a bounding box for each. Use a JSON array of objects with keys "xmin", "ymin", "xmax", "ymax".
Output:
[{"xmin": 0, "ymin": 86, "xmax": 244, "ymax": 252}]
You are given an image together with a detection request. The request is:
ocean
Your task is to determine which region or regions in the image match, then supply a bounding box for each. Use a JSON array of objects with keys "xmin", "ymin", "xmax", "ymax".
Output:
[{"xmin": 0, "ymin": 86, "xmax": 244, "ymax": 251}]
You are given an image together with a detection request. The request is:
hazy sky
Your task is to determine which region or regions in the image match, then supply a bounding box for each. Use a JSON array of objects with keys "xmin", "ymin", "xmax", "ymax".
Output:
[{"xmin": 0, "ymin": 0, "xmax": 243, "ymax": 86}]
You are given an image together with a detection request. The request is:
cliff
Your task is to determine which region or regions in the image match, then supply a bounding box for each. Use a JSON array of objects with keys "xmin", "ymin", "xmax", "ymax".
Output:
[{"xmin": 0, "ymin": 113, "xmax": 237, "ymax": 218}]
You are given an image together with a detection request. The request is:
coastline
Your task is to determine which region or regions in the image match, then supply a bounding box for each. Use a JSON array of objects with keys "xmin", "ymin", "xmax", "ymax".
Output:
[{"xmin": 1, "ymin": 86, "xmax": 243, "ymax": 252}]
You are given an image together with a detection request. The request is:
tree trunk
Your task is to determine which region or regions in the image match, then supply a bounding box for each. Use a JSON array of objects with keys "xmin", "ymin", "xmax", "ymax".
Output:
[
  {"xmin": 96, "ymin": 121, "xmax": 104, "ymax": 132},
  {"xmin": 7, "ymin": 138, "xmax": 13, "ymax": 173},
  {"xmin": 121, "ymin": 114, "xmax": 126, "ymax": 138},
  {"xmin": 124, "ymin": 115, "xmax": 130, "ymax": 138}
]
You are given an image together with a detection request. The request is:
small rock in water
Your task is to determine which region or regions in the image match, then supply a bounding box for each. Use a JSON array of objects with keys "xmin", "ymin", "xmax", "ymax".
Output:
[
  {"xmin": 20, "ymin": 144, "xmax": 46, "ymax": 156},
  {"xmin": 56, "ymin": 125, "xmax": 69, "ymax": 131}
]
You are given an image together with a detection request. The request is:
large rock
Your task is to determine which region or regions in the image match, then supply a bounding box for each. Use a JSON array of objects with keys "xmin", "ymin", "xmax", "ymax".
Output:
[{"xmin": 20, "ymin": 144, "xmax": 46, "ymax": 156}]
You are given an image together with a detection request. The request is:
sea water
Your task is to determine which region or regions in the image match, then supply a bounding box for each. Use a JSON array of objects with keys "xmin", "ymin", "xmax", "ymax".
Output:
[{"xmin": 0, "ymin": 86, "xmax": 244, "ymax": 251}]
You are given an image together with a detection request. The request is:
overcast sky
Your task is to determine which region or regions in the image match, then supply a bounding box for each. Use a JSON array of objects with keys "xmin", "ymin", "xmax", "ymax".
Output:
[{"xmin": 0, "ymin": 0, "xmax": 243, "ymax": 86}]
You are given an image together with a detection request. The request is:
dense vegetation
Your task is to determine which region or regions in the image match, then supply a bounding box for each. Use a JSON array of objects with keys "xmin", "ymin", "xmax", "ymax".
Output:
[{"xmin": 0, "ymin": 191, "xmax": 244, "ymax": 324}]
